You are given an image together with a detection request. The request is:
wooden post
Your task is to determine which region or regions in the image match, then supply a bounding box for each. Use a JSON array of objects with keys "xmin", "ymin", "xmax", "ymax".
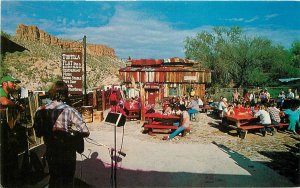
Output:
[
  {"xmin": 93, "ymin": 89, "xmax": 97, "ymax": 109},
  {"xmin": 140, "ymin": 84, "xmax": 145, "ymax": 121},
  {"xmin": 102, "ymin": 90, "xmax": 106, "ymax": 112},
  {"xmin": 83, "ymin": 35, "xmax": 88, "ymax": 105}
]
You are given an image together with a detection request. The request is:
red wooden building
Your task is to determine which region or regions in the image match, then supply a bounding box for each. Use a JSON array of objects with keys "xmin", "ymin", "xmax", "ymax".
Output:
[{"xmin": 118, "ymin": 58, "xmax": 211, "ymax": 105}]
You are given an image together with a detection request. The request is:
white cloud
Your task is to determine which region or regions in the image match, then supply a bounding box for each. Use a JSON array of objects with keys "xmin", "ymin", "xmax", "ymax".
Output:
[
  {"xmin": 57, "ymin": 6, "xmax": 196, "ymax": 59},
  {"xmin": 226, "ymin": 18, "xmax": 244, "ymax": 22},
  {"xmin": 265, "ymin": 14, "xmax": 278, "ymax": 20},
  {"xmin": 2, "ymin": 4, "xmax": 298, "ymax": 59},
  {"xmin": 226, "ymin": 16, "xmax": 261, "ymax": 23},
  {"xmin": 56, "ymin": 6, "xmax": 300, "ymax": 59},
  {"xmin": 245, "ymin": 16, "xmax": 259, "ymax": 23}
]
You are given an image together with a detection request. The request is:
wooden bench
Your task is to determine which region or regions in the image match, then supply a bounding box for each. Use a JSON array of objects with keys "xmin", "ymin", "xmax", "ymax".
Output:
[
  {"xmin": 126, "ymin": 110, "xmax": 140, "ymax": 121},
  {"xmin": 143, "ymin": 123, "xmax": 179, "ymax": 134},
  {"xmin": 276, "ymin": 123, "xmax": 289, "ymax": 129},
  {"xmin": 237, "ymin": 124, "xmax": 276, "ymax": 139},
  {"xmin": 201, "ymin": 105, "xmax": 216, "ymax": 114}
]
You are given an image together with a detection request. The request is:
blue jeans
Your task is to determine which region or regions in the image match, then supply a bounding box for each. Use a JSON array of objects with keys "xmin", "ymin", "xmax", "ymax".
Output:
[
  {"xmin": 288, "ymin": 119, "xmax": 299, "ymax": 131},
  {"xmin": 169, "ymin": 126, "xmax": 186, "ymax": 139},
  {"xmin": 188, "ymin": 109, "xmax": 198, "ymax": 120},
  {"xmin": 259, "ymin": 124, "xmax": 273, "ymax": 134}
]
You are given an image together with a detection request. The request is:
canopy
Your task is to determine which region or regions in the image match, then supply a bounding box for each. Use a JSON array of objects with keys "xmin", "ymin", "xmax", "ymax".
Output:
[{"xmin": 278, "ymin": 78, "xmax": 300, "ymax": 83}]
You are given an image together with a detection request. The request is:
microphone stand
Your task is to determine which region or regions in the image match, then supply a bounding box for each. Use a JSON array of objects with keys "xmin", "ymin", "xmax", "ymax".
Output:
[
  {"xmin": 85, "ymin": 130, "xmax": 127, "ymax": 188},
  {"xmin": 112, "ymin": 123, "xmax": 117, "ymax": 188}
]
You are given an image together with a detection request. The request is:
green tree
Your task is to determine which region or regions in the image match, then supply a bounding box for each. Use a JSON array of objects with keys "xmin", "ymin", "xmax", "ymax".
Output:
[
  {"xmin": 185, "ymin": 26, "xmax": 242, "ymax": 86},
  {"xmin": 184, "ymin": 26, "xmax": 299, "ymax": 87},
  {"xmin": 291, "ymin": 41, "xmax": 300, "ymax": 68}
]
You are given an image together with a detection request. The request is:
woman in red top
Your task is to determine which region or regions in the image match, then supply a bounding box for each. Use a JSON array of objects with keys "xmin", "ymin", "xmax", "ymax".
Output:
[{"xmin": 109, "ymin": 90, "xmax": 118, "ymax": 112}]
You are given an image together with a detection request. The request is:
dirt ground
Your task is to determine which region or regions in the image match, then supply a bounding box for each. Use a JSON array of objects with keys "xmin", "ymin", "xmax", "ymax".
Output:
[{"xmin": 76, "ymin": 111, "xmax": 299, "ymax": 187}]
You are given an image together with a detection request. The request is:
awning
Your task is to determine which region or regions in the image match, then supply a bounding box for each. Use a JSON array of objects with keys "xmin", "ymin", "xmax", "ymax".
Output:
[{"xmin": 278, "ymin": 78, "xmax": 300, "ymax": 83}]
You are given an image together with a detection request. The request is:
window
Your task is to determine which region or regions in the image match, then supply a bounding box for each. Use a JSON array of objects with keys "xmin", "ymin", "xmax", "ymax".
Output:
[{"xmin": 169, "ymin": 87, "xmax": 178, "ymax": 96}]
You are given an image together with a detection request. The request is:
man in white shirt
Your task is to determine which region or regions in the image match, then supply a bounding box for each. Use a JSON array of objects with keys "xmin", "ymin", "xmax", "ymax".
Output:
[{"xmin": 254, "ymin": 105, "xmax": 273, "ymax": 136}]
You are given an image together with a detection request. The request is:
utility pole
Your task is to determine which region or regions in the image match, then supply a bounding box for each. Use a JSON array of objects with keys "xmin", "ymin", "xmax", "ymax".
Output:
[{"xmin": 83, "ymin": 35, "xmax": 88, "ymax": 105}]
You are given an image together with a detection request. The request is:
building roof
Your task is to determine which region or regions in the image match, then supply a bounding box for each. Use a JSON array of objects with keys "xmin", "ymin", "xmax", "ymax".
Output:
[
  {"xmin": 119, "ymin": 66, "xmax": 209, "ymax": 72},
  {"xmin": 278, "ymin": 78, "xmax": 300, "ymax": 82}
]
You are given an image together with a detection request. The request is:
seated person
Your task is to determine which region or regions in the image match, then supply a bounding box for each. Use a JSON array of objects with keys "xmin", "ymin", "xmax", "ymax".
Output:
[
  {"xmin": 266, "ymin": 102, "xmax": 281, "ymax": 125},
  {"xmin": 218, "ymin": 98, "xmax": 228, "ymax": 118},
  {"xmin": 254, "ymin": 105, "xmax": 274, "ymax": 136},
  {"xmin": 196, "ymin": 96, "xmax": 204, "ymax": 108},
  {"xmin": 252, "ymin": 103, "xmax": 261, "ymax": 113},
  {"xmin": 163, "ymin": 104, "xmax": 172, "ymax": 115},
  {"xmin": 244, "ymin": 102, "xmax": 251, "ymax": 112},
  {"xmin": 163, "ymin": 105, "xmax": 190, "ymax": 140},
  {"xmin": 227, "ymin": 105, "xmax": 235, "ymax": 116},
  {"xmin": 233, "ymin": 102, "xmax": 248, "ymax": 115},
  {"xmin": 187, "ymin": 97, "xmax": 200, "ymax": 120},
  {"xmin": 174, "ymin": 106, "xmax": 182, "ymax": 116},
  {"xmin": 145, "ymin": 104, "xmax": 155, "ymax": 114},
  {"xmin": 221, "ymin": 104, "xmax": 235, "ymax": 126},
  {"xmin": 116, "ymin": 104, "xmax": 127, "ymax": 116},
  {"xmin": 124, "ymin": 98, "xmax": 138, "ymax": 110},
  {"xmin": 130, "ymin": 97, "xmax": 140, "ymax": 109}
]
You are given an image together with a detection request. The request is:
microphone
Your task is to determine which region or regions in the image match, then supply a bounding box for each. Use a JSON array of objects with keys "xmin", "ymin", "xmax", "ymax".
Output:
[
  {"xmin": 117, "ymin": 151, "xmax": 126, "ymax": 157},
  {"xmin": 111, "ymin": 148, "xmax": 126, "ymax": 157}
]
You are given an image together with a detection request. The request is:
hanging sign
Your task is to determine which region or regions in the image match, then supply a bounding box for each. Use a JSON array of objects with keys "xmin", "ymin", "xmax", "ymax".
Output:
[
  {"xmin": 62, "ymin": 52, "xmax": 82, "ymax": 95},
  {"xmin": 184, "ymin": 76, "xmax": 197, "ymax": 81}
]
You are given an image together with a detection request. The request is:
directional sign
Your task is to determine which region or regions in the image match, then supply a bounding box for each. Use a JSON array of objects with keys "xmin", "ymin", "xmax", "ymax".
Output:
[{"xmin": 62, "ymin": 52, "xmax": 82, "ymax": 95}]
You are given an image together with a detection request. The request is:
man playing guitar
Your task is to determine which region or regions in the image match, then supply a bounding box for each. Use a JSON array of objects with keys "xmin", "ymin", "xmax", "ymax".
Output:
[
  {"xmin": 0, "ymin": 75, "xmax": 23, "ymax": 187},
  {"xmin": 34, "ymin": 80, "xmax": 90, "ymax": 188}
]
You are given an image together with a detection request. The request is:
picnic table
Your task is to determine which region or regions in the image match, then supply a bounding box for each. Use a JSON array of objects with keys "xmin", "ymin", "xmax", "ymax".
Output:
[
  {"xmin": 225, "ymin": 113, "xmax": 257, "ymax": 127},
  {"xmin": 145, "ymin": 113, "xmax": 180, "ymax": 124},
  {"xmin": 124, "ymin": 102, "xmax": 140, "ymax": 120},
  {"xmin": 201, "ymin": 104, "xmax": 216, "ymax": 114},
  {"xmin": 225, "ymin": 113, "xmax": 289, "ymax": 139},
  {"xmin": 144, "ymin": 113, "xmax": 181, "ymax": 134}
]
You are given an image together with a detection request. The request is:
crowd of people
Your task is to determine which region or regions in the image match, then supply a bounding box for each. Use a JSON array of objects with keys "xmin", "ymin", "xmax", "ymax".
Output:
[
  {"xmin": 147, "ymin": 96, "xmax": 203, "ymax": 118},
  {"xmin": 216, "ymin": 88, "xmax": 300, "ymax": 136}
]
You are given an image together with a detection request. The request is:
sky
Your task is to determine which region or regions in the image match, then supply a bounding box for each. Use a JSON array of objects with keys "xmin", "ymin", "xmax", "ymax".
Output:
[{"xmin": 1, "ymin": 1, "xmax": 300, "ymax": 59}]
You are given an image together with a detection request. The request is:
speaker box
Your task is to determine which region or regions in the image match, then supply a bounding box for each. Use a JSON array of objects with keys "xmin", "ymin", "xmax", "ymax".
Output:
[{"xmin": 105, "ymin": 112, "xmax": 126, "ymax": 127}]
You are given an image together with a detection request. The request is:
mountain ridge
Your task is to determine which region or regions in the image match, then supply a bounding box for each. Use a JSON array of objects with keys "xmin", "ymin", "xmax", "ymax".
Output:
[{"xmin": 1, "ymin": 24, "xmax": 125, "ymax": 91}]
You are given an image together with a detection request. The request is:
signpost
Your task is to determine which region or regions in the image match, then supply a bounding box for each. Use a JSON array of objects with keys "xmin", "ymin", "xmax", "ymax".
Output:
[{"xmin": 62, "ymin": 52, "xmax": 83, "ymax": 95}]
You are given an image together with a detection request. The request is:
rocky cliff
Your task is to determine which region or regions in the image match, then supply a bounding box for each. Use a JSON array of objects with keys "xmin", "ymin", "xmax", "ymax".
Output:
[
  {"xmin": 2, "ymin": 25, "xmax": 125, "ymax": 91},
  {"xmin": 16, "ymin": 24, "xmax": 115, "ymax": 57}
]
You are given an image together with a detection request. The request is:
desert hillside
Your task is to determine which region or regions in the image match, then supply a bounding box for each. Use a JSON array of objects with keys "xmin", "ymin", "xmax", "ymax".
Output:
[{"xmin": 1, "ymin": 24, "xmax": 126, "ymax": 91}]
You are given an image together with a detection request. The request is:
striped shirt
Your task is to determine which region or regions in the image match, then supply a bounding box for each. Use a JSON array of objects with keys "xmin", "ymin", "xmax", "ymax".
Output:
[
  {"xmin": 267, "ymin": 107, "xmax": 281, "ymax": 123},
  {"xmin": 36, "ymin": 101, "xmax": 89, "ymax": 134}
]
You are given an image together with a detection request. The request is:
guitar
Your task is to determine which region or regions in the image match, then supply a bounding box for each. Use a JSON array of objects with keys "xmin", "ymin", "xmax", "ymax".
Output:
[
  {"xmin": 67, "ymin": 129, "xmax": 85, "ymax": 154},
  {"xmin": 6, "ymin": 105, "xmax": 21, "ymax": 129}
]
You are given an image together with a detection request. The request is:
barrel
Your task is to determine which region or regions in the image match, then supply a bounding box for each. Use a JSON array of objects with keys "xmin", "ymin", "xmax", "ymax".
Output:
[
  {"xmin": 82, "ymin": 106, "xmax": 93, "ymax": 123},
  {"xmin": 93, "ymin": 110, "xmax": 103, "ymax": 122}
]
